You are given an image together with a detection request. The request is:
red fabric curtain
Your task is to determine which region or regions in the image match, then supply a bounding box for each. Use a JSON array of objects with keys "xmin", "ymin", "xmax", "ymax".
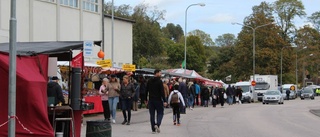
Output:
[{"xmin": 0, "ymin": 53, "xmax": 54, "ymax": 137}]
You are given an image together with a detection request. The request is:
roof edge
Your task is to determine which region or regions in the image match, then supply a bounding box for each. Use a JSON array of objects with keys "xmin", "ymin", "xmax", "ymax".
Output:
[{"xmin": 104, "ymin": 14, "xmax": 136, "ymax": 23}]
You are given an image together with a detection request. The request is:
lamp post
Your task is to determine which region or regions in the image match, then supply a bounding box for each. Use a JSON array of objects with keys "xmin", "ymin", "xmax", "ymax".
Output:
[
  {"xmin": 293, "ymin": 45, "xmax": 307, "ymax": 87},
  {"xmin": 280, "ymin": 46, "xmax": 288, "ymax": 88},
  {"xmin": 232, "ymin": 22, "xmax": 274, "ymax": 101},
  {"xmin": 184, "ymin": 3, "xmax": 205, "ymax": 73},
  {"xmin": 303, "ymin": 54, "xmax": 314, "ymax": 87}
]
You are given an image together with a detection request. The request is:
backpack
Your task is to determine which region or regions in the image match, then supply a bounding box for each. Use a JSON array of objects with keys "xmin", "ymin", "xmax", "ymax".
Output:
[{"xmin": 171, "ymin": 92, "xmax": 180, "ymax": 104}]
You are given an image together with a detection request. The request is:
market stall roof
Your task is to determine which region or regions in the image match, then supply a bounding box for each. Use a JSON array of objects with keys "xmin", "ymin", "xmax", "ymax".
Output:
[
  {"xmin": 0, "ymin": 41, "xmax": 101, "ymax": 56},
  {"xmin": 57, "ymin": 61, "xmax": 100, "ymax": 67},
  {"xmin": 163, "ymin": 68, "xmax": 204, "ymax": 79},
  {"xmin": 135, "ymin": 68, "xmax": 156, "ymax": 74}
]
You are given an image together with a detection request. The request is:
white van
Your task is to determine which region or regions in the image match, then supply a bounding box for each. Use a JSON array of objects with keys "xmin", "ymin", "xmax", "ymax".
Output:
[{"xmin": 235, "ymin": 81, "xmax": 253, "ymax": 103}]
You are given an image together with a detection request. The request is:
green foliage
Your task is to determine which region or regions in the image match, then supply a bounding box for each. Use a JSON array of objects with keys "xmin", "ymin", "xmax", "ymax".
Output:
[
  {"xmin": 273, "ymin": 0, "xmax": 306, "ymax": 41},
  {"xmin": 161, "ymin": 23, "xmax": 183, "ymax": 42},
  {"xmin": 308, "ymin": 11, "xmax": 320, "ymax": 31},
  {"xmin": 215, "ymin": 33, "xmax": 237, "ymax": 47},
  {"xmin": 188, "ymin": 29, "xmax": 215, "ymax": 46}
]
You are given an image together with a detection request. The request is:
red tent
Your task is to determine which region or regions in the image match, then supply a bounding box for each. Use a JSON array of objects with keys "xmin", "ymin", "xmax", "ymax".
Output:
[
  {"xmin": 0, "ymin": 41, "xmax": 101, "ymax": 137},
  {"xmin": 0, "ymin": 53, "xmax": 53, "ymax": 137}
]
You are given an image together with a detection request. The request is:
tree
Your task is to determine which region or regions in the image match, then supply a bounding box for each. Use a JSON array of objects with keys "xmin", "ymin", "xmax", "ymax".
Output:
[
  {"xmin": 273, "ymin": 0, "xmax": 306, "ymax": 42},
  {"xmin": 215, "ymin": 33, "xmax": 237, "ymax": 47},
  {"xmin": 161, "ymin": 23, "xmax": 184, "ymax": 42},
  {"xmin": 308, "ymin": 11, "xmax": 320, "ymax": 31},
  {"xmin": 188, "ymin": 29, "xmax": 215, "ymax": 46}
]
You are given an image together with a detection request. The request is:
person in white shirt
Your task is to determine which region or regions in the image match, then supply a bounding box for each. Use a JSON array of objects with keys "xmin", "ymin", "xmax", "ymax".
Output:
[{"xmin": 168, "ymin": 85, "xmax": 185, "ymax": 126}]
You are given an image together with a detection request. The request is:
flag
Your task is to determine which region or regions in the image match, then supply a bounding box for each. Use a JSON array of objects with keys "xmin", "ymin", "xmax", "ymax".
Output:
[{"xmin": 180, "ymin": 60, "xmax": 186, "ymax": 68}]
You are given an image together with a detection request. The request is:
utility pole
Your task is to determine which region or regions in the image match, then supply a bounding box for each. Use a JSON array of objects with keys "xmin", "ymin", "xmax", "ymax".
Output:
[{"xmin": 9, "ymin": 0, "xmax": 17, "ymax": 136}]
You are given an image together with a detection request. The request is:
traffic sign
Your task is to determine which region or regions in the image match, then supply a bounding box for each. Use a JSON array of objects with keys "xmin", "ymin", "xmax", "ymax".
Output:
[
  {"xmin": 251, "ymin": 81, "xmax": 256, "ymax": 86},
  {"xmin": 122, "ymin": 64, "xmax": 136, "ymax": 72},
  {"xmin": 290, "ymin": 86, "xmax": 295, "ymax": 91},
  {"xmin": 96, "ymin": 59, "xmax": 112, "ymax": 67}
]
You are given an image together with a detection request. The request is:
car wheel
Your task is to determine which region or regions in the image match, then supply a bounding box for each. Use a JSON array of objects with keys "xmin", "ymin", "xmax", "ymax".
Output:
[
  {"xmin": 301, "ymin": 98, "xmax": 304, "ymax": 100},
  {"xmin": 262, "ymin": 102, "xmax": 265, "ymax": 104},
  {"xmin": 248, "ymin": 100, "xmax": 251, "ymax": 103},
  {"xmin": 266, "ymin": 103, "xmax": 269, "ymax": 104},
  {"xmin": 311, "ymin": 98, "xmax": 315, "ymax": 100},
  {"xmin": 278, "ymin": 102, "xmax": 281, "ymax": 104}
]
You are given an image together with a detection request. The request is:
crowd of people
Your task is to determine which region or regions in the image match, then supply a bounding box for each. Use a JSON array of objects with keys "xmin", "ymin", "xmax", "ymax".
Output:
[{"xmin": 95, "ymin": 70, "xmax": 245, "ymax": 133}]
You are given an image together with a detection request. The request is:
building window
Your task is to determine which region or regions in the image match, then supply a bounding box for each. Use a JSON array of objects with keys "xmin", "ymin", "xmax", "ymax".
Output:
[
  {"xmin": 60, "ymin": 0, "xmax": 78, "ymax": 8},
  {"xmin": 83, "ymin": 0, "xmax": 99, "ymax": 12}
]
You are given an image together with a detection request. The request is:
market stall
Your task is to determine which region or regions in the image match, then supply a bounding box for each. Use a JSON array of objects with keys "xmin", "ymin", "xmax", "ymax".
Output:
[{"xmin": 0, "ymin": 41, "xmax": 101, "ymax": 137}]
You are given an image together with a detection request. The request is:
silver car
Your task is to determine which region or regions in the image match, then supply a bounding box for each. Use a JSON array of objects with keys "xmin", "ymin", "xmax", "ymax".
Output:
[{"xmin": 262, "ymin": 90, "xmax": 284, "ymax": 105}]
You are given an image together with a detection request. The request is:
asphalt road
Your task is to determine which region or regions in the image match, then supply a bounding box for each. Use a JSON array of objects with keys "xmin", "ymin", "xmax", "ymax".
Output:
[{"xmin": 82, "ymin": 97, "xmax": 320, "ymax": 137}]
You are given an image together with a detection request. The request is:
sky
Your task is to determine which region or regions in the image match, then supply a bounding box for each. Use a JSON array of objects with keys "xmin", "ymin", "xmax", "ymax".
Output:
[{"xmin": 108, "ymin": 0, "xmax": 320, "ymax": 40}]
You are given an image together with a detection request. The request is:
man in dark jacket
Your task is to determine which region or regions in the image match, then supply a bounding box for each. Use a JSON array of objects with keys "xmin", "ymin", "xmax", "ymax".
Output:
[
  {"xmin": 286, "ymin": 89, "xmax": 290, "ymax": 100},
  {"xmin": 226, "ymin": 85, "xmax": 234, "ymax": 105},
  {"xmin": 218, "ymin": 86, "xmax": 226, "ymax": 107},
  {"xmin": 178, "ymin": 78, "xmax": 188, "ymax": 114},
  {"xmin": 47, "ymin": 76, "xmax": 65, "ymax": 105},
  {"xmin": 146, "ymin": 70, "xmax": 167, "ymax": 134}
]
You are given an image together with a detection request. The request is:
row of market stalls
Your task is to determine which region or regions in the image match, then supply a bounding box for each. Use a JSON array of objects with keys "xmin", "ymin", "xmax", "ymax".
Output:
[{"xmin": 0, "ymin": 40, "xmax": 225, "ymax": 137}]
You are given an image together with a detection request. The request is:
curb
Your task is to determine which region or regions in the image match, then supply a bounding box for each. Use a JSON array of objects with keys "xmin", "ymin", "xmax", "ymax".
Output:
[{"xmin": 310, "ymin": 109, "xmax": 320, "ymax": 117}]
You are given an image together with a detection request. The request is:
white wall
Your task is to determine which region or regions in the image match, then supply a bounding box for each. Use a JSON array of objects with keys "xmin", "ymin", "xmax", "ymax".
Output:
[{"xmin": 0, "ymin": 0, "xmax": 133, "ymax": 66}]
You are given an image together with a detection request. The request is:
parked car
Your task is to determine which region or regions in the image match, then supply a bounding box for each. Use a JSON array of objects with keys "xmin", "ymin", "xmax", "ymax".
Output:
[
  {"xmin": 300, "ymin": 88, "xmax": 315, "ymax": 100},
  {"xmin": 262, "ymin": 90, "xmax": 284, "ymax": 105},
  {"xmin": 281, "ymin": 90, "xmax": 296, "ymax": 100}
]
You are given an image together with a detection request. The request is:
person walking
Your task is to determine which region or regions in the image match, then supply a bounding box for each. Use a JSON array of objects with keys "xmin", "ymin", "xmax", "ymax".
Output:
[
  {"xmin": 201, "ymin": 86, "xmax": 210, "ymax": 107},
  {"xmin": 145, "ymin": 70, "xmax": 168, "ymax": 134},
  {"xmin": 178, "ymin": 78, "xmax": 188, "ymax": 114},
  {"xmin": 235, "ymin": 86, "xmax": 243, "ymax": 104},
  {"xmin": 98, "ymin": 78, "xmax": 110, "ymax": 121},
  {"xmin": 211, "ymin": 86, "xmax": 218, "ymax": 107},
  {"xmin": 139, "ymin": 78, "xmax": 146, "ymax": 109},
  {"xmin": 132, "ymin": 79, "xmax": 139, "ymax": 111},
  {"xmin": 226, "ymin": 85, "xmax": 234, "ymax": 105},
  {"xmin": 286, "ymin": 89, "xmax": 290, "ymax": 100},
  {"xmin": 168, "ymin": 85, "xmax": 185, "ymax": 126},
  {"xmin": 218, "ymin": 85, "xmax": 226, "ymax": 107},
  {"xmin": 187, "ymin": 81, "xmax": 195, "ymax": 110},
  {"xmin": 163, "ymin": 79, "xmax": 170, "ymax": 108},
  {"xmin": 194, "ymin": 81, "xmax": 200, "ymax": 106},
  {"xmin": 108, "ymin": 74, "xmax": 121, "ymax": 124},
  {"xmin": 119, "ymin": 75, "xmax": 135, "ymax": 125}
]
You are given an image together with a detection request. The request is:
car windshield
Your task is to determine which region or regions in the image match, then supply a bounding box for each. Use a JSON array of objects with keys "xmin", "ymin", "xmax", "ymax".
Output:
[
  {"xmin": 255, "ymin": 83, "xmax": 270, "ymax": 90},
  {"xmin": 303, "ymin": 88, "xmax": 313, "ymax": 93},
  {"xmin": 238, "ymin": 86, "xmax": 250, "ymax": 93},
  {"xmin": 265, "ymin": 90, "xmax": 280, "ymax": 95}
]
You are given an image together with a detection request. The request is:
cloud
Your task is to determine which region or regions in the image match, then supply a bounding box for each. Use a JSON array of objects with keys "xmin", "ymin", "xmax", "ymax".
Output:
[
  {"xmin": 200, "ymin": 13, "xmax": 236, "ymax": 23},
  {"xmin": 139, "ymin": 0, "xmax": 183, "ymax": 7}
]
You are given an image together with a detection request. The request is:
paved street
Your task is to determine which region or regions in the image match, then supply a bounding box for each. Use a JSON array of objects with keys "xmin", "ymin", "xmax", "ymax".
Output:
[{"xmin": 82, "ymin": 98, "xmax": 320, "ymax": 137}]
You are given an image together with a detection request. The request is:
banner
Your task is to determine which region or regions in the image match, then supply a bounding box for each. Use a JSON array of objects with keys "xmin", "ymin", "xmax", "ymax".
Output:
[{"xmin": 72, "ymin": 52, "xmax": 83, "ymax": 68}]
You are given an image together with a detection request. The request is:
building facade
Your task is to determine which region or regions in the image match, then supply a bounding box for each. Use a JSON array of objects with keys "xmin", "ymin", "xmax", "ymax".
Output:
[{"xmin": 0, "ymin": 0, "xmax": 133, "ymax": 66}]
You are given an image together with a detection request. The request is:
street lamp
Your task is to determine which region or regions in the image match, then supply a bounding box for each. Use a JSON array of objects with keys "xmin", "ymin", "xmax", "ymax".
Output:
[
  {"xmin": 232, "ymin": 22, "xmax": 274, "ymax": 101},
  {"xmin": 184, "ymin": 3, "xmax": 205, "ymax": 73},
  {"xmin": 280, "ymin": 46, "xmax": 291, "ymax": 88},
  {"xmin": 302, "ymin": 53, "xmax": 314, "ymax": 87},
  {"xmin": 293, "ymin": 43, "xmax": 308, "ymax": 86}
]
